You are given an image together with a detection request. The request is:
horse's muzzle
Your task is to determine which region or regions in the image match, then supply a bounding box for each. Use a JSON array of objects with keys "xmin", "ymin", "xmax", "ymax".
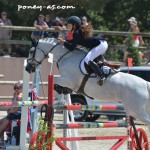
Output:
[{"xmin": 25, "ymin": 63, "xmax": 36, "ymax": 73}]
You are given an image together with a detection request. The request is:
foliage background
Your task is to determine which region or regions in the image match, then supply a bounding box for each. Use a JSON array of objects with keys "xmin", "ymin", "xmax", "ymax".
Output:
[{"xmin": 0, "ymin": 0, "xmax": 150, "ymax": 62}]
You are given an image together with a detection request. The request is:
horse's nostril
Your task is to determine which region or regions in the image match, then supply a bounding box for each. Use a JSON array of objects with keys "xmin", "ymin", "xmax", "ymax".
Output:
[
  {"xmin": 25, "ymin": 64, "xmax": 32, "ymax": 73},
  {"xmin": 31, "ymin": 65, "xmax": 35, "ymax": 72},
  {"xmin": 25, "ymin": 66, "xmax": 30, "ymax": 73},
  {"xmin": 25, "ymin": 63, "xmax": 36, "ymax": 73}
]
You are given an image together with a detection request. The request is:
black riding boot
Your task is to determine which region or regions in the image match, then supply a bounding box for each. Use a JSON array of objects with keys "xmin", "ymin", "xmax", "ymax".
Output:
[
  {"xmin": 88, "ymin": 61, "xmax": 105, "ymax": 86},
  {"xmin": 88, "ymin": 61, "xmax": 103, "ymax": 77}
]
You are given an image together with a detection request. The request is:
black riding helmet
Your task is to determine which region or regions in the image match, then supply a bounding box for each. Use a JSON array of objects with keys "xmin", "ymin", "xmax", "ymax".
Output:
[{"xmin": 67, "ymin": 16, "xmax": 81, "ymax": 29}]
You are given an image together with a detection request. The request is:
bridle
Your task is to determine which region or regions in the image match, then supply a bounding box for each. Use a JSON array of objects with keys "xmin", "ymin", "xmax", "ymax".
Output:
[
  {"xmin": 27, "ymin": 38, "xmax": 73, "ymax": 68},
  {"xmin": 27, "ymin": 42, "xmax": 59, "ymax": 66}
]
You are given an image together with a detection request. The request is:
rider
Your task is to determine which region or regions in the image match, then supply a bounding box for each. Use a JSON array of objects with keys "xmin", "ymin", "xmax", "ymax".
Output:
[{"xmin": 58, "ymin": 16, "xmax": 108, "ymax": 79}]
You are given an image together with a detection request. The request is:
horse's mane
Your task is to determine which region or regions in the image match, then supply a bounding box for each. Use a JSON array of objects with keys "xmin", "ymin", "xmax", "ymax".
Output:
[
  {"xmin": 39, "ymin": 38, "xmax": 56, "ymax": 44},
  {"xmin": 74, "ymin": 47, "xmax": 88, "ymax": 53},
  {"xmin": 39, "ymin": 38, "xmax": 89, "ymax": 54}
]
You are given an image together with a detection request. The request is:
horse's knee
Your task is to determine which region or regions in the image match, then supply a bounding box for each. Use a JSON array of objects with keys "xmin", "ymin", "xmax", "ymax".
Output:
[
  {"xmin": 63, "ymin": 87, "xmax": 72, "ymax": 94},
  {"xmin": 54, "ymin": 84, "xmax": 63, "ymax": 94},
  {"xmin": 54, "ymin": 84, "xmax": 72, "ymax": 94}
]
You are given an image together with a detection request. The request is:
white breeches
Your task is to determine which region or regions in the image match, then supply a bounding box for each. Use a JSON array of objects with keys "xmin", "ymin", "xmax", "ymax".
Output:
[{"xmin": 84, "ymin": 40, "xmax": 108, "ymax": 64}]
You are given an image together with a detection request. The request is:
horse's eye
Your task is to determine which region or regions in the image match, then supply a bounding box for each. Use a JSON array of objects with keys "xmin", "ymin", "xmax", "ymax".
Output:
[{"xmin": 29, "ymin": 48, "xmax": 35, "ymax": 54}]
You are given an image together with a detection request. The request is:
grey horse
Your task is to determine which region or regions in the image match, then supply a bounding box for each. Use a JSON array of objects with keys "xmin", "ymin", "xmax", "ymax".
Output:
[{"xmin": 26, "ymin": 38, "xmax": 150, "ymax": 125}]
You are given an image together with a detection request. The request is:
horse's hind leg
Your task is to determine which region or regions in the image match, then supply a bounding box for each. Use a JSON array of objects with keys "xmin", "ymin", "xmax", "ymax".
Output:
[{"xmin": 95, "ymin": 55, "xmax": 120, "ymax": 69}]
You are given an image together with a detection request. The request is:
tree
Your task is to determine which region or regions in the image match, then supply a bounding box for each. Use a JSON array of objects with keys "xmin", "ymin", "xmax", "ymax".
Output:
[
  {"xmin": 0, "ymin": 0, "xmax": 109, "ymax": 26},
  {"xmin": 1, "ymin": 0, "xmax": 150, "ymax": 62}
]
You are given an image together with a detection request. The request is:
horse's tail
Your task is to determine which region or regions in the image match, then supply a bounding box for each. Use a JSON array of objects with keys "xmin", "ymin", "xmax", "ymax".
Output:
[
  {"xmin": 147, "ymin": 82, "xmax": 150, "ymax": 96},
  {"xmin": 147, "ymin": 82, "xmax": 150, "ymax": 127},
  {"xmin": 147, "ymin": 82, "xmax": 150, "ymax": 116}
]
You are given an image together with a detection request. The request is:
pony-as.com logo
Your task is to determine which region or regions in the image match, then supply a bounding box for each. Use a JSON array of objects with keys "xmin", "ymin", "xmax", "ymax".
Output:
[{"xmin": 18, "ymin": 5, "xmax": 75, "ymax": 11}]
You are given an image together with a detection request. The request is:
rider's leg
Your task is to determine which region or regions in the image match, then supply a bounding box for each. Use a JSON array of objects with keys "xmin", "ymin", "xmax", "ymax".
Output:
[
  {"xmin": 84, "ymin": 40, "xmax": 108, "ymax": 77},
  {"xmin": 88, "ymin": 61, "xmax": 102, "ymax": 76}
]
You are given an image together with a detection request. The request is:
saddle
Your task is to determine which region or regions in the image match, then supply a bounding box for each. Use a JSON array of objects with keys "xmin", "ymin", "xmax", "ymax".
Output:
[
  {"xmin": 84, "ymin": 55, "xmax": 121, "ymax": 87},
  {"xmin": 84, "ymin": 55, "xmax": 121, "ymax": 75},
  {"xmin": 78, "ymin": 56, "xmax": 120, "ymax": 96},
  {"xmin": 97, "ymin": 61, "xmax": 121, "ymax": 70},
  {"xmin": 95, "ymin": 55, "xmax": 121, "ymax": 70}
]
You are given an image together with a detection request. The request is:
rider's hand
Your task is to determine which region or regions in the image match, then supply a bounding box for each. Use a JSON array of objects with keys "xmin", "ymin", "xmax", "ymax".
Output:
[{"xmin": 58, "ymin": 38, "xmax": 65, "ymax": 45}]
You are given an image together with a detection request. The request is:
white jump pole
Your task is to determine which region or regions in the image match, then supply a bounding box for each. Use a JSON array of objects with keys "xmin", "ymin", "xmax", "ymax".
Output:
[
  {"xmin": 62, "ymin": 94, "xmax": 79, "ymax": 150},
  {"xmin": 0, "ymin": 74, "xmax": 4, "ymax": 78},
  {"xmin": 20, "ymin": 60, "xmax": 29, "ymax": 150},
  {"xmin": 62, "ymin": 94, "xmax": 70, "ymax": 147},
  {"xmin": 30, "ymin": 65, "xmax": 41, "ymax": 139},
  {"xmin": 66, "ymin": 94, "xmax": 79, "ymax": 150}
]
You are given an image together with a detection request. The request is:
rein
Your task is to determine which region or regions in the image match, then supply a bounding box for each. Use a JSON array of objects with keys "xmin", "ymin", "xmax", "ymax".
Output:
[
  {"xmin": 49, "ymin": 42, "xmax": 59, "ymax": 53},
  {"xmin": 58, "ymin": 50, "xmax": 71, "ymax": 63}
]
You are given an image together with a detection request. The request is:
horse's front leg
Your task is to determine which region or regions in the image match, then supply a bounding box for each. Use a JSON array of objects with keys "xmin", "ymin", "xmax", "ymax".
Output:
[{"xmin": 54, "ymin": 76, "xmax": 74, "ymax": 94}]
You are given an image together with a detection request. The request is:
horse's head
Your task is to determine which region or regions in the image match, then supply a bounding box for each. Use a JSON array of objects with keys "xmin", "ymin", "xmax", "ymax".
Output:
[{"xmin": 26, "ymin": 38, "xmax": 59, "ymax": 73}]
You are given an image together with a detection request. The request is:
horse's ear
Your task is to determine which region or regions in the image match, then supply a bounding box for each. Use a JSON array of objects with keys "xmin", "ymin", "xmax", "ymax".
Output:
[{"xmin": 31, "ymin": 38, "xmax": 37, "ymax": 47}]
